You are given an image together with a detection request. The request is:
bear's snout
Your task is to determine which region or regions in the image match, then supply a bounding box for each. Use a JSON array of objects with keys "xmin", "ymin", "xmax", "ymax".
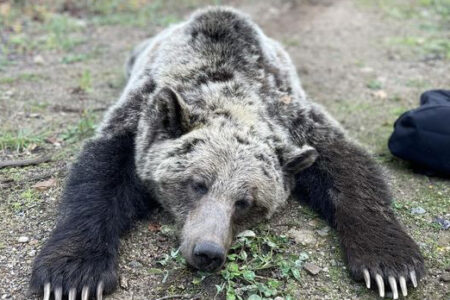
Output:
[{"xmin": 192, "ymin": 241, "xmax": 225, "ymax": 271}]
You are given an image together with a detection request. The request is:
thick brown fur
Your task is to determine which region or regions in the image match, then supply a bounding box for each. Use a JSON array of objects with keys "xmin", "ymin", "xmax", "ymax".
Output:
[{"xmin": 31, "ymin": 6, "xmax": 424, "ymax": 298}]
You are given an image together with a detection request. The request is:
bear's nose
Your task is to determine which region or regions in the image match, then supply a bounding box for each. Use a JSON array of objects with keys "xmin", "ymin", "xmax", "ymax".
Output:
[{"xmin": 192, "ymin": 241, "xmax": 225, "ymax": 271}]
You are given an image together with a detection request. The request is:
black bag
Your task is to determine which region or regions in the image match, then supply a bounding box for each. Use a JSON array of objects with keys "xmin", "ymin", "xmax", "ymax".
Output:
[{"xmin": 388, "ymin": 90, "xmax": 450, "ymax": 176}]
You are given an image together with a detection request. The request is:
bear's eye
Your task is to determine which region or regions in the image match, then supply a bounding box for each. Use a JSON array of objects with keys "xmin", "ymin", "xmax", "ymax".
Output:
[
  {"xmin": 191, "ymin": 181, "xmax": 208, "ymax": 195},
  {"xmin": 235, "ymin": 199, "xmax": 250, "ymax": 210}
]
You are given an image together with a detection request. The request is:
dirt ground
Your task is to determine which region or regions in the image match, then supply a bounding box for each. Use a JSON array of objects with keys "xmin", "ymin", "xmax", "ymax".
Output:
[{"xmin": 0, "ymin": 0, "xmax": 449, "ymax": 299}]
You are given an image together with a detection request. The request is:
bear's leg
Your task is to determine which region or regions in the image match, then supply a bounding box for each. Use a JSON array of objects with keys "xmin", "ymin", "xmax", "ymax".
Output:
[
  {"xmin": 30, "ymin": 133, "xmax": 156, "ymax": 299},
  {"xmin": 293, "ymin": 138, "xmax": 424, "ymax": 298}
]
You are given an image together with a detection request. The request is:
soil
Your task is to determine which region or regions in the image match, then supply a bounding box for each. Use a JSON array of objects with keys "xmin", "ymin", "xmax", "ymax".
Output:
[{"xmin": 0, "ymin": 0, "xmax": 449, "ymax": 299}]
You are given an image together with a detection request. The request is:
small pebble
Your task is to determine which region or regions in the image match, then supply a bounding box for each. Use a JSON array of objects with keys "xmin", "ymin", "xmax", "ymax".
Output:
[
  {"xmin": 411, "ymin": 207, "xmax": 426, "ymax": 214},
  {"xmin": 119, "ymin": 276, "xmax": 129, "ymax": 289},
  {"xmin": 288, "ymin": 229, "xmax": 316, "ymax": 245},
  {"xmin": 237, "ymin": 230, "xmax": 256, "ymax": 238},
  {"xmin": 440, "ymin": 273, "xmax": 450, "ymax": 282},
  {"xmin": 28, "ymin": 250, "xmax": 36, "ymax": 257},
  {"xmin": 17, "ymin": 236, "xmax": 29, "ymax": 243},
  {"xmin": 317, "ymin": 226, "xmax": 330, "ymax": 237},
  {"xmin": 434, "ymin": 217, "xmax": 450, "ymax": 230},
  {"xmin": 129, "ymin": 260, "xmax": 142, "ymax": 269},
  {"xmin": 304, "ymin": 262, "xmax": 321, "ymax": 275},
  {"xmin": 33, "ymin": 55, "xmax": 45, "ymax": 65}
]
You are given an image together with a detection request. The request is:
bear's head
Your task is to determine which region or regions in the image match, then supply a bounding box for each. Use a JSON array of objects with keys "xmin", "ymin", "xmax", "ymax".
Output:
[{"xmin": 136, "ymin": 87, "xmax": 317, "ymax": 272}]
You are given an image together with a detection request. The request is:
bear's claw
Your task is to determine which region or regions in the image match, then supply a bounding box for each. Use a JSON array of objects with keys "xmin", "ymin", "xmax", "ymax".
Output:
[
  {"xmin": 399, "ymin": 276, "xmax": 407, "ymax": 296},
  {"xmin": 375, "ymin": 274, "xmax": 385, "ymax": 298},
  {"xmin": 388, "ymin": 276, "xmax": 398, "ymax": 299},
  {"xmin": 41, "ymin": 282, "xmax": 103, "ymax": 300},
  {"xmin": 363, "ymin": 268, "xmax": 419, "ymax": 298}
]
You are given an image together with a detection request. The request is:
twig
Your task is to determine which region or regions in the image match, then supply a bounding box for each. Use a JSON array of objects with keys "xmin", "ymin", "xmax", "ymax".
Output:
[
  {"xmin": 154, "ymin": 294, "xmax": 200, "ymax": 300},
  {"xmin": 0, "ymin": 155, "xmax": 52, "ymax": 169}
]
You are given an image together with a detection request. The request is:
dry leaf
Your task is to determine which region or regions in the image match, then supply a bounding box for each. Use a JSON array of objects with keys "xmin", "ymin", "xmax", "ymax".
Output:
[
  {"xmin": 373, "ymin": 90, "xmax": 387, "ymax": 99},
  {"xmin": 33, "ymin": 178, "xmax": 56, "ymax": 191},
  {"xmin": 0, "ymin": 3, "xmax": 11, "ymax": 17},
  {"xmin": 148, "ymin": 223, "xmax": 161, "ymax": 232},
  {"xmin": 45, "ymin": 137, "xmax": 61, "ymax": 146}
]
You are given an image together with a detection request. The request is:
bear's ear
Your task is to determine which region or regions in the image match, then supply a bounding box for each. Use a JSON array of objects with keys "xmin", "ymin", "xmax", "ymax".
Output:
[
  {"xmin": 281, "ymin": 144, "xmax": 318, "ymax": 175},
  {"xmin": 149, "ymin": 86, "xmax": 191, "ymax": 139}
]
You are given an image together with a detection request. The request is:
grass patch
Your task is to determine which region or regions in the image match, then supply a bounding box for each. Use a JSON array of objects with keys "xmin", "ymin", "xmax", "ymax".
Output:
[
  {"xmin": 9, "ymin": 188, "xmax": 41, "ymax": 213},
  {"xmin": 77, "ymin": 69, "xmax": 93, "ymax": 92},
  {"xmin": 156, "ymin": 228, "xmax": 310, "ymax": 300},
  {"xmin": 0, "ymin": 129, "xmax": 44, "ymax": 152},
  {"xmin": 215, "ymin": 231, "xmax": 308, "ymax": 300},
  {"xmin": 387, "ymin": 36, "xmax": 450, "ymax": 59},
  {"xmin": 59, "ymin": 110, "xmax": 97, "ymax": 143},
  {"xmin": 88, "ymin": 0, "xmax": 181, "ymax": 27},
  {"xmin": 366, "ymin": 79, "xmax": 382, "ymax": 90},
  {"xmin": 0, "ymin": 72, "xmax": 43, "ymax": 84},
  {"xmin": 61, "ymin": 53, "xmax": 90, "ymax": 64},
  {"xmin": 357, "ymin": 0, "xmax": 450, "ymax": 20}
]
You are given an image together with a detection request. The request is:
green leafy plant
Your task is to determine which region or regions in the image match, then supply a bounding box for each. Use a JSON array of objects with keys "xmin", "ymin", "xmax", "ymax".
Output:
[{"xmin": 189, "ymin": 229, "xmax": 309, "ymax": 300}]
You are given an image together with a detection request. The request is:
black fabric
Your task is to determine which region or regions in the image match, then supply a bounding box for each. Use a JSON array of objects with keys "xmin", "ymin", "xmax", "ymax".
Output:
[{"xmin": 388, "ymin": 89, "xmax": 450, "ymax": 175}]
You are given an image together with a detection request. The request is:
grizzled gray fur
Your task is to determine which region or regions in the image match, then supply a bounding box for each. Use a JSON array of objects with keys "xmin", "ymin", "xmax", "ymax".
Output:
[{"xmin": 31, "ymin": 7, "xmax": 424, "ymax": 300}]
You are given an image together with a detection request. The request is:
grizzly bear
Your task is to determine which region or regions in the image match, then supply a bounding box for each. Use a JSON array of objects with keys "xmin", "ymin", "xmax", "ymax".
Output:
[{"xmin": 31, "ymin": 7, "xmax": 424, "ymax": 300}]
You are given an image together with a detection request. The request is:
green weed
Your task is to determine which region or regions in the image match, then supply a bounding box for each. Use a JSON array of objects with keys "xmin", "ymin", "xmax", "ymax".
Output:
[
  {"xmin": 78, "ymin": 70, "xmax": 92, "ymax": 92},
  {"xmin": 0, "ymin": 73, "xmax": 42, "ymax": 84},
  {"xmin": 195, "ymin": 230, "xmax": 308, "ymax": 300},
  {"xmin": 60, "ymin": 111, "xmax": 96, "ymax": 143},
  {"xmin": 152, "ymin": 228, "xmax": 309, "ymax": 299},
  {"xmin": 10, "ymin": 188, "xmax": 40, "ymax": 213},
  {"xmin": 61, "ymin": 53, "xmax": 89, "ymax": 64},
  {"xmin": 0, "ymin": 129, "xmax": 43, "ymax": 152},
  {"xmin": 388, "ymin": 36, "xmax": 450, "ymax": 59},
  {"xmin": 366, "ymin": 80, "xmax": 382, "ymax": 90}
]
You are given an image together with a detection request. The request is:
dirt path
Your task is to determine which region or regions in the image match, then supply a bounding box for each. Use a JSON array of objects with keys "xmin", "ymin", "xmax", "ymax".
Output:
[{"xmin": 0, "ymin": 0, "xmax": 449, "ymax": 299}]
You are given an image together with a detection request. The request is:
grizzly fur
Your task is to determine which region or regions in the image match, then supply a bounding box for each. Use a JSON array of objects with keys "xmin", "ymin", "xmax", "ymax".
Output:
[{"xmin": 31, "ymin": 6, "xmax": 424, "ymax": 298}]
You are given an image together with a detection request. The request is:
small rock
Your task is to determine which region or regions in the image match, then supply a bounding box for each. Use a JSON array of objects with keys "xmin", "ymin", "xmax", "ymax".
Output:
[
  {"xmin": 440, "ymin": 273, "xmax": 450, "ymax": 282},
  {"xmin": 308, "ymin": 219, "xmax": 319, "ymax": 227},
  {"xmin": 129, "ymin": 260, "xmax": 142, "ymax": 269},
  {"xmin": 304, "ymin": 262, "xmax": 321, "ymax": 275},
  {"xmin": 2, "ymin": 294, "xmax": 11, "ymax": 299},
  {"xmin": 274, "ymin": 297, "xmax": 284, "ymax": 300},
  {"xmin": 237, "ymin": 230, "xmax": 256, "ymax": 238},
  {"xmin": 288, "ymin": 229, "xmax": 316, "ymax": 245},
  {"xmin": 119, "ymin": 276, "xmax": 129, "ymax": 289},
  {"xmin": 160, "ymin": 225, "xmax": 175, "ymax": 237},
  {"xmin": 411, "ymin": 207, "xmax": 426, "ymax": 214},
  {"xmin": 28, "ymin": 250, "xmax": 36, "ymax": 257},
  {"xmin": 18, "ymin": 236, "xmax": 29, "ymax": 243},
  {"xmin": 373, "ymin": 90, "xmax": 387, "ymax": 99},
  {"xmin": 317, "ymin": 226, "xmax": 330, "ymax": 237},
  {"xmin": 33, "ymin": 55, "xmax": 45, "ymax": 65},
  {"xmin": 433, "ymin": 217, "xmax": 450, "ymax": 230},
  {"xmin": 4, "ymin": 90, "xmax": 14, "ymax": 98},
  {"xmin": 360, "ymin": 67, "xmax": 374, "ymax": 73}
]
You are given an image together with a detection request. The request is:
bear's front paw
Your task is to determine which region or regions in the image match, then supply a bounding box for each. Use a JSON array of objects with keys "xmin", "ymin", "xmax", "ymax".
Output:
[
  {"xmin": 30, "ymin": 242, "xmax": 117, "ymax": 300},
  {"xmin": 347, "ymin": 240, "xmax": 425, "ymax": 299}
]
